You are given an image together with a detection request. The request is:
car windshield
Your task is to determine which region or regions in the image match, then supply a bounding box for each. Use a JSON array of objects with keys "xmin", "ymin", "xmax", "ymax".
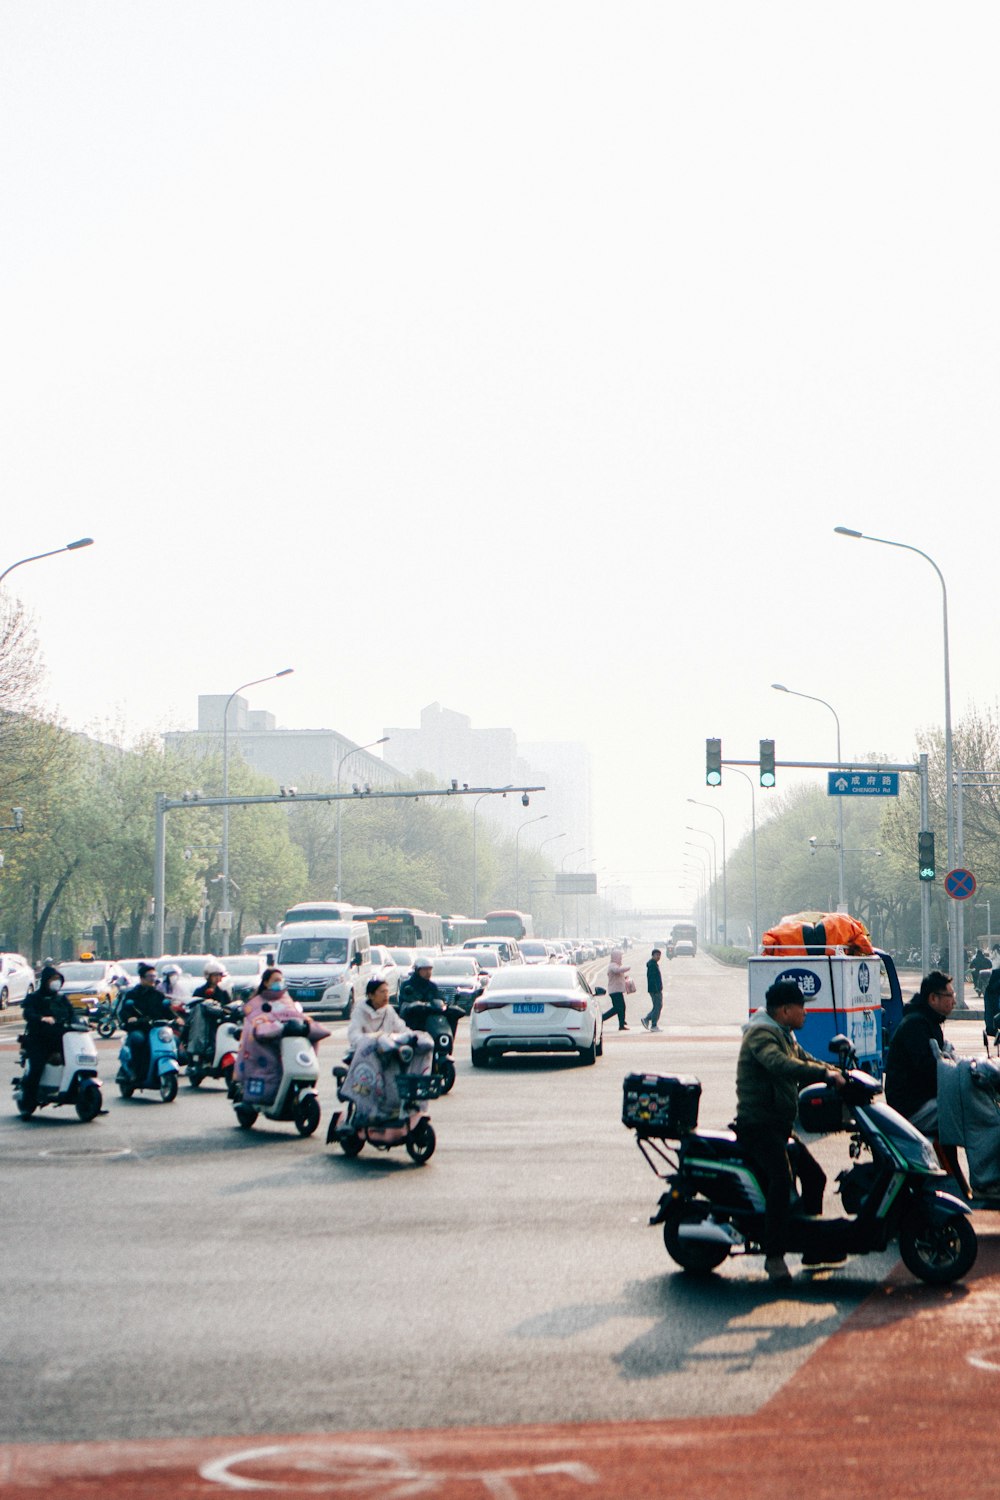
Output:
[
  {"xmin": 487, "ymin": 967, "xmax": 583, "ymax": 992},
  {"xmin": 277, "ymin": 938, "xmax": 348, "ymax": 965},
  {"xmin": 433, "ymin": 958, "xmax": 480, "ymax": 976},
  {"xmin": 475, "ymin": 950, "xmax": 499, "ymax": 967},
  {"xmin": 61, "ymin": 963, "xmax": 105, "ymax": 982},
  {"xmin": 224, "ymin": 958, "xmax": 260, "ymax": 975}
]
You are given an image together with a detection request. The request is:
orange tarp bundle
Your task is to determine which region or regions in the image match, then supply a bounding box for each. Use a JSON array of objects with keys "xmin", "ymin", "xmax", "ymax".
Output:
[{"xmin": 761, "ymin": 912, "xmax": 875, "ymax": 957}]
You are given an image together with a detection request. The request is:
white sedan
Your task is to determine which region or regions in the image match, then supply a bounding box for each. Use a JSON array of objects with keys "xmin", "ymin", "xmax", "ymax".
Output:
[
  {"xmin": 0, "ymin": 953, "xmax": 35, "ymax": 1009},
  {"xmin": 469, "ymin": 964, "xmax": 606, "ymax": 1067}
]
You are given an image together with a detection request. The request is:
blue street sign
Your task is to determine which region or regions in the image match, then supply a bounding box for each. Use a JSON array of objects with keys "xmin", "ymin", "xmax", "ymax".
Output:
[
  {"xmin": 944, "ymin": 868, "xmax": 977, "ymax": 901},
  {"xmin": 827, "ymin": 771, "xmax": 899, "ymax": 797}
]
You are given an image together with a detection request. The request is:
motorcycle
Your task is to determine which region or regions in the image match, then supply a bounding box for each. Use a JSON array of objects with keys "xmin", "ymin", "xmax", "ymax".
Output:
[
  {"xmin": 116, "ymin": 1019, "xmax": 182, "ymax": 1102},
  {"xmin": 397, "ymin": 996, "xmax": 466, "ymax": 1094},
  {"xmin": 13, "ymin": 1021, "xmax": 103, "ymax": 1121},
  {"xmin": 327, "ymin": 1032, "xmax": 443, "ymax": 1164},
  {"xmin": 185, "ymin": 1000, "xmax": 241, "ymax": 1089},
  {"xmin": 624, "ymin": 1034, "xmax": 978, "ymax": 1286},
  {"xmin": 93, "ymin": 987, "xmax": 128, "ymax": 1040},
  {"xmin": 231, "ymin": 1017, "xmax": 322, "ymax": 1136}
]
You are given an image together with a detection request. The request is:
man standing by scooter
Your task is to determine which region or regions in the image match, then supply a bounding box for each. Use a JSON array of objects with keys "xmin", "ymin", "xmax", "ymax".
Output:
[{"xmin": 735, "ymin": 979, "xmax": 845, "ymax": 1283}]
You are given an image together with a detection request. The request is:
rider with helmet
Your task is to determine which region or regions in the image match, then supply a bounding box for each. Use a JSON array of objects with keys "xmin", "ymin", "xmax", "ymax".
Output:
[
  {"xmin": 183, "ymin": 958, "xmax": 230, "ymax": 1059},
  {"xmin": 398, "ymin": 956, "xmax": 443, "ymax": 1011}
]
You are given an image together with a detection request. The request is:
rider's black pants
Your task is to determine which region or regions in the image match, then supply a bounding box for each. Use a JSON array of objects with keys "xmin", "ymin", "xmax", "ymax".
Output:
[{"xmin": 735, "ymin": 1124, "xmax": 826, "ymax": 1257}]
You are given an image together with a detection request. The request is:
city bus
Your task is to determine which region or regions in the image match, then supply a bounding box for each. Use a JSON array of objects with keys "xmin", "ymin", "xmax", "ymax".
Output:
[
  {"xmin": 442, "ymin": 916, "xmax": 489, "ymax": 947},
  {"xmin": 280, "ymin": 902, "xmax": 374, "ymax": 928},
  {"xmin": 367, "ymin": 908, "xmax": 445, "ymax": 949},
  {"xmin": 485, "ymin": 909, "xmax": 534, "ymax": 941}
]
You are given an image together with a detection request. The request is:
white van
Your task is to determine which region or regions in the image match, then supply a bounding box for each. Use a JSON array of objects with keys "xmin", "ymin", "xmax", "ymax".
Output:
[{"xmin": 274, "ymin": 921, "xmax": 372, "ymax": 1018}]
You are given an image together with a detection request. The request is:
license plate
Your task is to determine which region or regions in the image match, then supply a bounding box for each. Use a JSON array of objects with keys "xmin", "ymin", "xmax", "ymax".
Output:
[
  {"xmin": 513, "ymin": 1003, "xmax": 544, "ymax": 1014},
  {"xmin": 297, "ymin": 989, "xmax": 318, "ymax": 999}
]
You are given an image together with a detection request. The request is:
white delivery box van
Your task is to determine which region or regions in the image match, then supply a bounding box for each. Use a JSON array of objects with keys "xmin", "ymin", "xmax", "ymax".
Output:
[
  {"xmin": 747, "ymin": 950, "xmax": 903, "ymax": 1079},
  {"xmin": 274, "ymin": 921, "xmax": 372, "ymax": 1018}
]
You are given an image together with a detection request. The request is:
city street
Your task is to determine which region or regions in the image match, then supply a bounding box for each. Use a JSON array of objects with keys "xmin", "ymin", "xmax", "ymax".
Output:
[{"xmin": 3, "ymin": 951, "xmax": 1000, "ymax": 1498}]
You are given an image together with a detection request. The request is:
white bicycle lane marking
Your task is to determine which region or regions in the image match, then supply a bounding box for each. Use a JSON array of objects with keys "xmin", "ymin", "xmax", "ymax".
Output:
[{"xmin": 200, "ymin": 1440, "xmax": 598, "ymax": 1498}]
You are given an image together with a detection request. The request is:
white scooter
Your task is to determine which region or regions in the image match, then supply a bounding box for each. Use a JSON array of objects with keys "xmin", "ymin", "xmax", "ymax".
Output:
[
  {"xmin": 232, "ymin": 1020, "xmax": 322, "ymax": 1136},
  {"xmin": 14, "ymin": 1021, "xmax": 103, "ymax": 1121},
  {"xmin": 185, "ymin": 1001, "xmax": 242, "ymax": 1089}
]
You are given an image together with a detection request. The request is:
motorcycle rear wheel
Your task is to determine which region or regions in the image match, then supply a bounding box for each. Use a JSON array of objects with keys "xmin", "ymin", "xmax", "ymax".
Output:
[
  {"xmin": 97, "ymin": 1019, "xmax": 117, "ymax": 1040},
  {"xmin": 75, "ymin": 1080, "xmax": 102, "ymax": 1122},
  {"xmin": 899, "ymin": 1210, "xmax": 978, "ymax": 1284},
  {"xmin": 662, "ymin": 1213, "xmax": 731, "ymax": 1274}
]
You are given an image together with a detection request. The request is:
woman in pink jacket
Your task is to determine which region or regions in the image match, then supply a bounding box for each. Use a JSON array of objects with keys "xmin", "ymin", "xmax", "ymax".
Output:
[
  {"xmin": 235, "ymin": 968, "xmax": 329, "ymax": 1107},
  {"xmin": 602, "ymin": 949, "xmax": 631, "ymax": 1031}
]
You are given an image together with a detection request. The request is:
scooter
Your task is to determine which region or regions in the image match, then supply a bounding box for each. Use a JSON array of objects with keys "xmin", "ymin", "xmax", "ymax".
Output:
[
  {"xmin": 13, "ymin": 1022, "xmax": 103, "ymax": 1121},
  {"xmin": 625, "ymin": 1034, "xmax": 977, "ymax": 1286},
  {"xmin": 185, "ymin": 1000, "xmax": 241, "ymax": 1089},
  {"xmin": 231, "ymin": 1018, "xmax": 322, "ymax": 1136},
  {"xmin": 397, "ymin": 997, "xmax": 466, "ymax": 1094},
  {"xmin": 116, "ymin": 1019, "xmax": 182, "ymax": 1102},
  {"xmin": 327, "ymin": 1032, "xmax": 443, "ymax": 1164}
]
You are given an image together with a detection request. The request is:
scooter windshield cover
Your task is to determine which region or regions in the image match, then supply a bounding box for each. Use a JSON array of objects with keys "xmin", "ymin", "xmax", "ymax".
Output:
[{"xmin": 861, "ymin": 1102, "xmax": 940, "ymax": 1172}]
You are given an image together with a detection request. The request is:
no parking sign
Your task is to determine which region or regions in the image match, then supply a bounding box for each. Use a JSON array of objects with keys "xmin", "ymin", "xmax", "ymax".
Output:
[{"xmin": 944, "ymin": 868, "xmax": 977, "ymax": 901}]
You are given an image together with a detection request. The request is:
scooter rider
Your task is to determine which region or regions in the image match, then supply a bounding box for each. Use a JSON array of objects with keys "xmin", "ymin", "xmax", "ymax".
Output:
[
  {"xmin": 347, "ymin": 977, "xmax": 408, "ymax": 1051},
  {"xmin": 121, "ymin": 962, "xmax": 176, "ymax": 1081},
  {"xmin": 184, "ymin": 958, "xmax": 229, "ymax": 1056},
  {"xmin": 398, "ymin": 957, "xmax": 443, "ymax": 1011},
  {"xmin": 20, "ymin": 964, "xmax": 75, "ymax": 1115},
  {"xmin": 885, "ymin": 970, "xmax": 970, "ymax": 1195},
  {"xmin": 734, "ymin": 979, "xmax": 846, "ymax": 1283}
]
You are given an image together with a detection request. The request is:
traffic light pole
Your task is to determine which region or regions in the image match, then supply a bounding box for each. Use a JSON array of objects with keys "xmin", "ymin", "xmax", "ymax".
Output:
[{"xmin": 152, "ymin": 783, "xmax": 545, "ymax": 956}]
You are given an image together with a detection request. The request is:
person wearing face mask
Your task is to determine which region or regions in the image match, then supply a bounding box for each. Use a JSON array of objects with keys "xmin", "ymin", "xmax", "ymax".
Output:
[
  {"xmin": 234, "ymin": 968, "xmax": 329, "ymax": 1107},
  {"xmin": 20, "ymin": 964, "xmax": 76, "ymax": 1115}
]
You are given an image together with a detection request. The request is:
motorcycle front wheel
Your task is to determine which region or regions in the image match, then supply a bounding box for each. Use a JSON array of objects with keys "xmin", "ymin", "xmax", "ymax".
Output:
[
  {"xmin": 97, "ymin": 1018, "xmax": 117, "ymax": 1040},
  {"xmin": 159, "ymin": 1072, "xmax": 178, "ymax": 1103},
  {"xmin": 406, "ymin": 1119, "xmax": 436, "ymax": 1165},
  {"xmin": 899, "ymin": 1210, "xmax": 978, "ymax": 1285},
  {"xmin": 75, "ymin": 1080, "xmax": 102, "ymax": 1122},
  {"xmin": 235, "ymin": 1104, "xmax": 259, "ymax": 1129},
  {"xmin": 439, "ymin": 1058, "xmax": 456, "ymax": 1094},
  {"xmin": 294, "ymin": 1092, "xmax": 321, "ymax": 1137},
  {"xmin": 662, "ymin": 1213, "xmax": 731, "ymax": 1274}
]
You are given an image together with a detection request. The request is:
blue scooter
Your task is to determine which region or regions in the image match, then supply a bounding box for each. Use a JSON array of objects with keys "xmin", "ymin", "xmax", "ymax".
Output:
[{"xmin": 116, "ymin": 1019, "xmax": 181, "ymax": 1102}]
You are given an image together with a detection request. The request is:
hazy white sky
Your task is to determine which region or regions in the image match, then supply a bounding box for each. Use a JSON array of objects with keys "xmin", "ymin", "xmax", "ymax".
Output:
[{"xmin": 3, "ymin": 2, "xmax": 998, "ymax": 909}]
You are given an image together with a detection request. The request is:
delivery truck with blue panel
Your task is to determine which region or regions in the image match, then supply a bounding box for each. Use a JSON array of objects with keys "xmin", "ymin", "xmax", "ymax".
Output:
[{"xmin": 747, "ymin": 950, "xmax": 904, "ymax": 1078}]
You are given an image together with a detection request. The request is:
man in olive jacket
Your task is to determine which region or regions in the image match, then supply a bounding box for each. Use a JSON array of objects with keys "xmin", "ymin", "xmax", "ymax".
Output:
[{"xmin": 735, "ymin": 979, "xmax": 844, "ymax": 1281}]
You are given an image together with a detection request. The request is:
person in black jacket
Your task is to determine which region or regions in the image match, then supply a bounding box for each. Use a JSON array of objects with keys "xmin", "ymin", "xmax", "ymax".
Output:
[
  {"xmin": 984, "ymin": 965, "xmax": 1000, "ymax": 1038},
  {"xmin": 641, "ymin": 950, "xmax": 664, "ymax": 1032},
  {"xmin": 120, "ymin": 963, "xmax": 175, "ymax": 1082},
  {"xmin": 885, "ymin": 970, "xmax": 970, "ymax": 1195},
  {"xmin": 20, "ymin": 964, "xmax": 75, "ymax": 1115},
  {"xmin": 398, "ymin": 959, "xmax": 443, "ymax": 1011}
]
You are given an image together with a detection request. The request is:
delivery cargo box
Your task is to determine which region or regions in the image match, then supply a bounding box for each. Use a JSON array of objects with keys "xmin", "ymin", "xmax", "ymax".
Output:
[
  {"xmin": 622, "ymin": 1073, "xmax": 702, "ymax": 1137},
  {"xmin": 747, "ymin": 950, "xmax": 902, "ymax": 1079}
]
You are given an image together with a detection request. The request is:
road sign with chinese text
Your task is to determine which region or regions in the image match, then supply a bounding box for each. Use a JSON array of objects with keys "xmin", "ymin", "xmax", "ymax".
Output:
[{"xmin": 827, "ymin": 771, "xmax": 899, "ymax": 797}]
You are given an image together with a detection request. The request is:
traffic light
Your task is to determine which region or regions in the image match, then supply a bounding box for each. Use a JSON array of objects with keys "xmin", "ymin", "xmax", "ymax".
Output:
[
  {"xmin": 706, "ymin": 738, "xmax": 722, "ymax": 786},
  {"xmin": 918, "ymin": 830, "xmax": 936, "ymax": 882},
  {"xmin": 759, "ymin": 739, "xmax": 776, "ymax": 788}
]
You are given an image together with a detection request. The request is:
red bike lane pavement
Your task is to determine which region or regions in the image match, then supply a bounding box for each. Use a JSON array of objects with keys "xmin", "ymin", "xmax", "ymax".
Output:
[{"xmin": 4, "ymin": 1223, "xmax": 1000, "ymax": 1500}]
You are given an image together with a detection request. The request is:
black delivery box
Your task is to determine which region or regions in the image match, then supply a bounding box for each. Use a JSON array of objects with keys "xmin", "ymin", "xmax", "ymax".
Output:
[{"xmin": 622, "ymin": 1073, "xmax": 701, "ymax": 1136}]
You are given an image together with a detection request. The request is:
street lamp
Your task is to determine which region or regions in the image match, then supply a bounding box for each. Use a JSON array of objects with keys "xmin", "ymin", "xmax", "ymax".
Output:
[
  {"xmin": 772, "ymin": 682, "xmax": 845, "ymax": 910},
  {"xmin": 221, "ymin": 668, "xmax": 294, "ymax": 954},
  {"xmin": 688, "ymin": 798, "xmax": 727, "ymax": 943},
  {"xmin": 514, "ymin": 814, "xmax": 548, "ymax": 910},
  {"xmin": 561, "ymin": 846, "xmax": 585, "ymax": 938},
  {"xmin": 685, "ymin": 829, "xmax": 718, "ymax": 941},
  {"xmin": 336, "ymin": 736, "xmax": 391, "ymax": 900},
  {"xmin": 835, "ymin": 526, "xmax": 957, "ymax": 989},
  {"xmin": 0, "ymin": 536, "xmax": 94, "ymax": 589}
]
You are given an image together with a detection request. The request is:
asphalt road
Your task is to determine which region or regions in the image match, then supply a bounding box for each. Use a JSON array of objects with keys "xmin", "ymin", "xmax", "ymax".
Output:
[{"xmin": 0, "ymin": 952, "xmax": 924, "ymax": 1445}]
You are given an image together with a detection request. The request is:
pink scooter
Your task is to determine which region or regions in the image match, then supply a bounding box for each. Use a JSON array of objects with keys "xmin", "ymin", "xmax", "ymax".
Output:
[{"xmin": 327, "ymin": 1032, "xmax": 443, "ymax": 1165}]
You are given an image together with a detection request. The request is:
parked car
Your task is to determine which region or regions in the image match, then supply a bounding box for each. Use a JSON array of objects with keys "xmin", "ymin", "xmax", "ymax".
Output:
[
  {"xmin": 0, "ymin": 952, "xmax": 35, "ymax": 1009},
  {"xmin": 469, "ymin": 964, "xmax": 606, "ymax": 1067},
  {"xmin": 59, "ymin": 959, "xmax": 131, "ymax": 1016},
  {"xmin": 425, "ymin": 954, "xmax": 488, "ymax": 1013}
]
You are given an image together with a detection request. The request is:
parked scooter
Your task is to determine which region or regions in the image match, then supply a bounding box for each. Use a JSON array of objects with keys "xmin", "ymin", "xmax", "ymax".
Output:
[
  {"xmin": 624, "ymin": 1034, "xmax": 977, "ymax": 1286},
  {"xmin": 186, "ymin": 1000, "xmax": 241, "ymax": 1089},
  {"xmin": 116, "ymin": 1018, "xmax": 182, "ymax": 1102},
  {"xmin": 396, "ymin": 996, "xmax": 465, "ymax": 1093},
  {"xmin": 231, "ymin": 1016, "xmax": 322, "ymax": 1136},
  {"xmin": 328, "ymin": 1032, "xmax": 443, "ymax": 1163},
  {"xmin": 13, "ymin": 1020, "xmax": 103, "ymax": 1121}
]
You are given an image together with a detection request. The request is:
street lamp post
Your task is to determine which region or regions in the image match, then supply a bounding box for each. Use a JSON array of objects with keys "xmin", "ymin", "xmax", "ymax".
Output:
[
  {"xmin": 685, "ymin": 829, "xmax": 718, "ymax": 940},
  {"xmin": 514, "ymin": 814, "xmax": 548, "ymax": 910},
  {"xmin": 221, "ymin": 668, "xmax": 294, "ymax": 954},
  {"xmin": 835, "ymin": 527, "xmax": 958, "ymax": 991},
  {"xmin": 335, "ymin": 736, "xmax": 390, "ymax": 900},
  {"xmin": 561, "ymin": 846, "xmax": 584, "ymax": 937},
  {"xmin": 773, "ymin": 682, "xmax": 845, "ymax": 910},
  {"xmin": 0, "ymin": 537, "xmax": 94, "ymax": 589},
  {"xmin": 688, "ymin": 799, "xmax": 727, "ymax": 943},
  {"xmin": 536, "ymin": 831, "xmax": 566, "ymax": 931}
]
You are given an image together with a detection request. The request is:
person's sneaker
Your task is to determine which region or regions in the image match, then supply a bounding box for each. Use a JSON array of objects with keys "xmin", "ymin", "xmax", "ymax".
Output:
[
  {"xmin": 649, "ymin": 1025, "xmax": 662, "ymax": 1033},
  {"xmin": 640, "ymin": 1018, "xmax": 651, "ymax": 1031},
  {"xmin": 764, "ymin": 1255, "xmax": 791, "ymax": 1283},
  {"xmin": 619, "ymin": 1023, "xmax": 630, "ymax": 1031}
]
